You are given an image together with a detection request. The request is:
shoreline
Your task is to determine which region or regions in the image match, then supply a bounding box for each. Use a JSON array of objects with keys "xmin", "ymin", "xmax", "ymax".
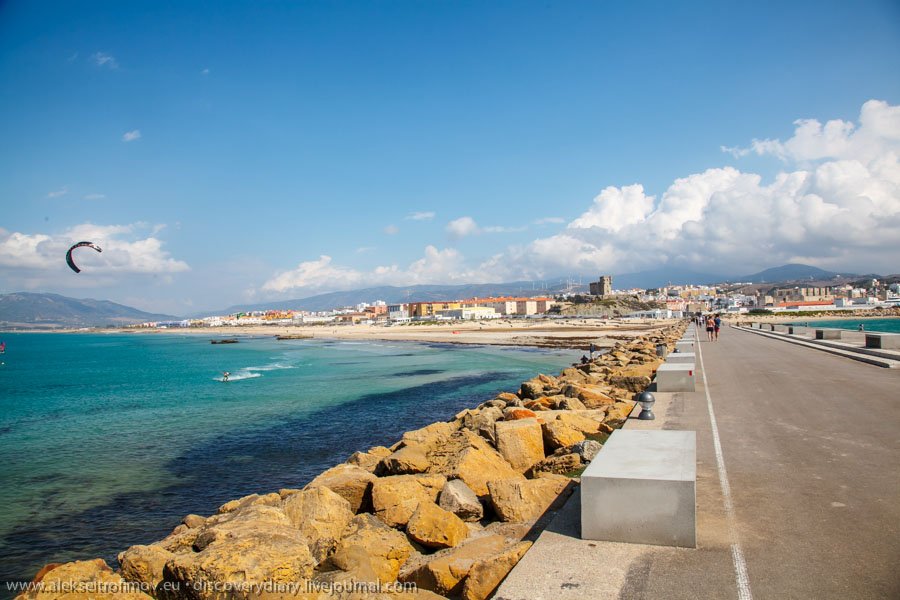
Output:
[{"xmin": 2, "ymin": 318, "xmax": 670, "ymax": 351}]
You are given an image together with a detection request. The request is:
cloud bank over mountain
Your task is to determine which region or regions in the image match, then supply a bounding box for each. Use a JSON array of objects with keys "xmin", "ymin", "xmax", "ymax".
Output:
[{"xmin": 260, "ymin": 99, "xmax": 900, "ymax": 295}]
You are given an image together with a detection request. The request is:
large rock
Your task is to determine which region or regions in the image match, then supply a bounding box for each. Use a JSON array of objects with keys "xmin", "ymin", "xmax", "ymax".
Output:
[
  {"xmin": 564, "ymin": 384, "xmax": 616, "ymax": 408},
  {"xmin": 163, "ymin": 505, "xmax": 316, "ymax": 599},
  {"xmin": 325, "ymin": 514, "xmax": 416, "ymax": 584},
  {"xmin": 402, "ymin": 421, "xmax": 456, "ymax": 446},
  {"xmin": 605, "ymin": 401, "xmax": 635, "ymax": 422},
  {"xmin": 372, "ymin": 473, "xmax": 446, "ymax": 527},
  {"xmin": 347, "ymin": 445, "xmax": 392, "ymax": 472},
  {"xmin": 495, "ymin": 418, "xmax": 545, "ymax": 473},
  {"xmin": 608, "ymin": 374, "xmax": 652, "ymax": 393},
  {"xmin": 529, "ymin": 452, "xmax": 582, "ymax": 476},
  {"xmin": 216, "ymin": 491, "xmax": 281, "ymax": 514},
  {"xmin": 400, "ymin": 535, "xmax": 508, "ymax": 596},
  {"xmin": 518, "ymin": 379, "xmax": 545, "ymax": 400},
  {"xmin": 305, "ymin": 463, "xmax": 377, "ymax": 513},
  {"xmin": 117, "ymin": 544, "xmax": 173, "ymax": 592},
  {"xmin": 555, "ymin": 412, "xmax": 608, "ymax": 434},
  {"xmin": 541, "ymin": 420, "xmax": 585, "ymax": 451},
  {"xmin": 379, "ymin": 444, "xmax": 431, "ymax": 475},
  {"xmin": 426, "ymin": 430, "xmax": 522, "ymax": 497},
  {"xmin": 502, "ymin": 407, "xmax": 538, "ymax": 421},
  {"xmin": 439, "ymin": 479, "xmax": 483, "ymax": 522},
  {"xmin": 487, "ymin": 475, "xmax": 573, "ymax": 522},
  {"xmin": 461, "ymin": 541, "xmax": 532, "ymax": 600},
  {"xmin": 282, "ymin": 486, "xmax": 355, "ymax": 562},
  {"xmin": 17, "ymin": 559, "xmax": 154, "ymax": 600},
  {"xmin": 572, "ymin": 439, "xmax": 603, "ymax": 462},
  {"xmin": 406, "ymin": 501, "xmax": 469, "ymax": 549}
]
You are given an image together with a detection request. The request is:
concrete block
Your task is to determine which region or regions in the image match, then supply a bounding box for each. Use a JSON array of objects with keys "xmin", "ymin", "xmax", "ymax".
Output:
[
  {"xmin": 674, "ymin": 340, "xmax": 694, "ymax": 353},
  {"xmin": 816, "ymin": 329, "xmax": 842, "ymax": 340},
  {"xmin": 772, "ymin": 325, "xmax": 788, "ymax": 332},
  {"xmin": 667, "ymin": 352, "xmax": 695, "ymax": 365},
  {"xmin": 865, "ymin": 333, "xmax": 900, "ymax": 349},
  {"xmin": 788, "ymin": 326, "xmax": 807, "ymax": 335},
  {"xmin": 581, "ymin": 430, "xmax": 696, "ymax": 547},
  {"xmin": 655, "ymin": 363, "xmax": 695, "ymax": 392}
]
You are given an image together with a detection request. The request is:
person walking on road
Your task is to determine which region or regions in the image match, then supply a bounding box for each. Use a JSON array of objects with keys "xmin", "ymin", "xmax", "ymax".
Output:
[
  {"xmin": 705, "ymin": 315, "xmax": 715, "ymax": 341},
  {"xmin": 714, "ymin": 314, "xmax": 722, "ymax": 341}
]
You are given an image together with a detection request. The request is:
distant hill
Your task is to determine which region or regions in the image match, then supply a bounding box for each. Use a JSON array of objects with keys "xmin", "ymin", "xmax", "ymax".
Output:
[
  {"xmin": 0, "ymin": 292, "xmax": 179, "ymax": 328},
  {"xmin": 611, "ymin": 267, "xmax": 726, "ymax": 289},
  {"xmin": 737, "ymin": 264, "xmax": 851, "ymax": 284}
]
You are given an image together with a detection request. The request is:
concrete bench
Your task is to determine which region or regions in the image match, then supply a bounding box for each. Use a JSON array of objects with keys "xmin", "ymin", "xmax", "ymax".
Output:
[
  {"xmin": 788, "ymin": 326, "xmax": 807, "ymax": 335},
  {"xmin": 772, "ymin": 325, "xmax": 788, "ymax": 332},
  {"xmin": 581, "ymin": 430, "xmax": 696, "ymax": 547},
  {"xmin": 816, "ymin": 329, "xmax": 842, "ymax": 340},
  {"xmin": 865, "ymin": 333, "xmax": 900, "ymax": 349},
  {"xmin": 667, "ymin": 352, "xmax": 696, "ymax": 365},
  {"xmin": 655, "ymin": 363, "xmax": 696, "ymax": 392},
  {"xmin": 674, "ymin": 340, "xmax": 694, "ymax": 353}
]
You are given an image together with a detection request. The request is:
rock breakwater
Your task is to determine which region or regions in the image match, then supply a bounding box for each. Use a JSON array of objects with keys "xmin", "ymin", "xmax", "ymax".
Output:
[{"xmin": 16, "ymin": 324, "xmax": 686, "ymax": 600}]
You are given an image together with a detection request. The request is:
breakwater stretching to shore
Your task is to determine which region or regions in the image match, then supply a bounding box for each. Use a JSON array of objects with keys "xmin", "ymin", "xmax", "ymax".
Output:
[
  {"xmin": 10, "ymin": 323, "xmax": 686, "ymax": 600},
  {"xmin": 784, "ymin": 317, "xmax": 900, "ymax": 333},
  {"xmin": 0, "ymin": 334, "xmax": 574, "ymax": 596}
]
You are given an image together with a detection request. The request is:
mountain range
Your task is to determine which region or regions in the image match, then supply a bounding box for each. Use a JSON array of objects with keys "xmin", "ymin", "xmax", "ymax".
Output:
[
  {"xmin": 0, "ymin": 264, "xmax": 860, "ymax": 326},
  {"xmin": 0, "ymin": 292, "xmax": 178, "ymax": 328}
]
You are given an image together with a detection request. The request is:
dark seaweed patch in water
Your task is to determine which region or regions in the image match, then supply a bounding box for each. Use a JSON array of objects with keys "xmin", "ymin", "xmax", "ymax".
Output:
[
  {"xmin": 391, "ymin": 369, "xmax": 443, "ymax": 377},
  {"xmin": 0, "ymin": 371, "xmax": 518, "ymax": 595}
]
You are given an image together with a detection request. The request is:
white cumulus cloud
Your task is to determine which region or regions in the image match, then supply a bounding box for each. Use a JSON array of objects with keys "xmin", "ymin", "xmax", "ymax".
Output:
[
  {"xmin": 91, "ymin": 52, "xmax": 118, "ymax": 69},
  {"xmin": 122, "ymin": 130, "xmax": 141, "ymax": 142},
  {"xmin": 260, "ymin": 100, "xmax": 900, "ymax": 293},
  {"xmin": 0, "ymin": 223, "xmax": 190, "ymax": 275},
  {"xmin": 405, "ymin": 211, "xmax": 436, "ymax": 221}
]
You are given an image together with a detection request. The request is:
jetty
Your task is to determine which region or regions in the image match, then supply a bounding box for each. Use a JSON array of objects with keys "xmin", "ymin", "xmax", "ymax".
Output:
[{"xmin": 496, "ymin": 324, "xmax": 900, "ymax": 599}]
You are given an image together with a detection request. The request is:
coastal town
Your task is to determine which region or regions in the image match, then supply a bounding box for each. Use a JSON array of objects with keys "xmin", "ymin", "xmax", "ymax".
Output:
[{"xmin": 135, "ymin": 275, "xmax": 900, "ymax": 329}]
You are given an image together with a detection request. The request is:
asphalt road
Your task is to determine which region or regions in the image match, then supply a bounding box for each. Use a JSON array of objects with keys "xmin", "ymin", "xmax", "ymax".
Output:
[
  {"xmin": 626, "ymin": 326, "xmax": 900, "ymax": 599},
  {"xmin": 498, "ymin": 325, "xmax": 900, "ymax": 600}
]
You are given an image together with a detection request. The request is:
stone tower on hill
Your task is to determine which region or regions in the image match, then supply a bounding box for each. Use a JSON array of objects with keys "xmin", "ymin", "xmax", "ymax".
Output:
[{"xmin": 590, "ymin": 275, "xmax": 612, "ymax": 296}]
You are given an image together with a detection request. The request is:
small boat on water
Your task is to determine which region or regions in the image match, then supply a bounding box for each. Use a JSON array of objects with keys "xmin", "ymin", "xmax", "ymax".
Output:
[
  {"xmin": 210, "ymin": 339, "xmax": 239, "ymax": 344},
  {"xmin": 275, "ymin": 334, "xmax": 313, "ymax": 340}
]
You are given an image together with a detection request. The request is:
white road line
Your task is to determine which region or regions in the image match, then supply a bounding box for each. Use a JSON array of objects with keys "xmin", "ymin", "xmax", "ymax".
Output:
[{"xmin": 695, "ymin": 331, "xmax": 753, "ymax": 600}]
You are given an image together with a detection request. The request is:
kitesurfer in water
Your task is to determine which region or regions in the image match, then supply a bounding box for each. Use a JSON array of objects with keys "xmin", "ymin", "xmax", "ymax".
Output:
[{"xmin": 223, "ymin": 371, "xmax": 230, "ymax": 382}]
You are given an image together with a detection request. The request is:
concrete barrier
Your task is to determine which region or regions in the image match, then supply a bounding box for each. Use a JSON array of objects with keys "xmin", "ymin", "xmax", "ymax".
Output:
[
  {"xmin": 674, "ymin": 340, "xmax": 694, "ymax": 353},
  {"xmin": 655, "ymin": 363, "xmax": 696, "ymax": 392},
  {"xmin": 581, "ymin": 430, "xmax": 696, "ymax": 547},
  {"xmin": 865, "ymin": 333, "xmax": 900, "ymax": 349},
  {"xmin": 772, "ymin": 325, "xmax": 788, "ymax": 333},
  {"xmin": 668, "ymin": 352, "xmax": 696, "ymax": 365},
  {"xmin": 816, "ymin": 329, "xmax": 842, "ymax": 340},
  {"xmin": 788, "ymin": 326, "xmax": 807, "ymax": 335}
]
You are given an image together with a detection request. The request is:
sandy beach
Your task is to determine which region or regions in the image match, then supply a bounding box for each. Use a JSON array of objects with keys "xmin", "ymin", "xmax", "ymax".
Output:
[{"xmin": 100, "ymin": 317, "xmax": 672, "ymax": 350}]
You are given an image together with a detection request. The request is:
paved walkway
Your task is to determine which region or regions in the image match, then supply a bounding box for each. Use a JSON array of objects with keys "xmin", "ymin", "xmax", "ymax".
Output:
[{"xmin": 497, "ymin": 326, "xmax": 900, "ymax": 599}]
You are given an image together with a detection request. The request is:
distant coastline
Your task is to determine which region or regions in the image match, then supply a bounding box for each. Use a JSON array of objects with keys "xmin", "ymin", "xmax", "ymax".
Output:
[{"xmin": 1, "ymin": 318, "xmax": 668, "ymax": 351}]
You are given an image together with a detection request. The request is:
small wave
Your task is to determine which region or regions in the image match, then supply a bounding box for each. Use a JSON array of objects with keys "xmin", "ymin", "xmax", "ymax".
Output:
[
  {"xmin": 215, "ymin": 372, "xmax": 262, "ymax": 382},
  {"xmin": 245, "ymin": 363, "xmax": 296, "ymax": 372}
]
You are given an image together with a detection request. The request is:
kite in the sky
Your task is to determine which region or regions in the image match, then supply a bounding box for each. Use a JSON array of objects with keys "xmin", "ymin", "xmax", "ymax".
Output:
[{"xmin": 66, "ymin": 241, "xmax": 102, "ymax": 273}]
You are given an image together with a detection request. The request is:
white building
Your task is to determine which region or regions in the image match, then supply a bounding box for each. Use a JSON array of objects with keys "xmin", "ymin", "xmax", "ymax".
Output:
[
  {"xmin": 387, "ymin": 303, "xmax": 410, "ymax": 322},
  {"xmin": 437, "ymin": 307, "xmax": 500, "ymax": 320}
]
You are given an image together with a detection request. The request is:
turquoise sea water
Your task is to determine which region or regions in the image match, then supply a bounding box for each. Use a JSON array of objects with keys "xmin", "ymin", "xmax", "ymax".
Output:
[
  {"xmin": 0, "ymin": 333, "xmax": 574, "ymax": 588},
  {"xmin": 785, "ymin": 317, "xmax": 900, "ymax": 333}
]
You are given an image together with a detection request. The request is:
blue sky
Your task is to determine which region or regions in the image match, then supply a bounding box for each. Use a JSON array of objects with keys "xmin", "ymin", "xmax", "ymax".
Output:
[{"xmin": 2, "ymin": 0, "xmax": 900, "ymax": 314}]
